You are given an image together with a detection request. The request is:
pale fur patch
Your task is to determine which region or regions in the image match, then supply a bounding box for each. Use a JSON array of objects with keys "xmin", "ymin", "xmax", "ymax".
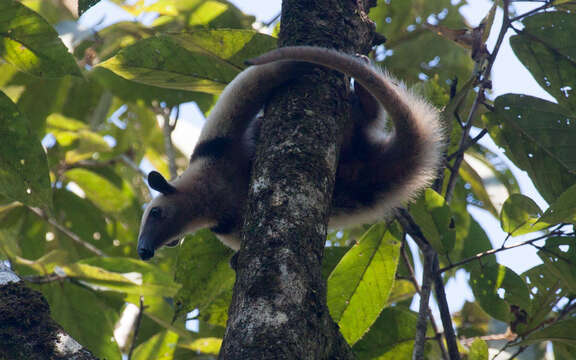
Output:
[{"xmin": 330, "ymin": 69, "xmax": 444, "ymax": 228}]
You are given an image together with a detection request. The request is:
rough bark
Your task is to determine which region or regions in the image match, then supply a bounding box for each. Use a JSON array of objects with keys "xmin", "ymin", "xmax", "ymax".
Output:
[
  {"xmin": 0, "ymin": 263, "xmax": 98, "ymax": 360},
  {"xmin": 219, "ymin": 1, "xmax": 376, "ymax": 358}
]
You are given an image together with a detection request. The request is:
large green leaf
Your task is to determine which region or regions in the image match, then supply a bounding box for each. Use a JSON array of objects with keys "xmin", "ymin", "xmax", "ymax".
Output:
[
  {"xmin": 36, "ymin": 282, "xmax": 123, "ymax": 360},
  {"xmin": 91, "ymin": 67, "xmax": 214, "ymax": 108},
  {"xmin": 64, "ymin": 167, "xmax": 139, "ymax": 226},
  {"xmin": 79, "ymin": 257, "xmax": 181, "ymax": 296},
  {"xmin": 554, "ymin": 343, "xmax": 576, "ymax": 360},
  {"xmin": 59, "ymin": 258, "xmax": 180, "ymax": 297},
  {"xmin": 47, "ymin": 114, "xmax": 111, "ymax": 162},
  {"xmin": 452, "ymin": 211, "xmax": 496, "ymax": 271},
  {"xmin": 468, "ymin": 339, "xmax": 488, "ymax": 360},
  {"xmin": 517, "ymin": 319, "xmax": 576, "ymax": 347},
  {"xmin": 16, "ymin": 77, "xmax": 71, "ymax": 138},
  {"xmin": 521, "ymin": 265, "xmax": 564, "ymax": 334},
  {"xmin": 21, "ymin": 0, "xmax": 75, "ymax": 25},
  {"xmin": 98, "ymin": 30, "xmax": 276, "ymax": 94},
  {"xmin": 511, "ymin": 12, "xmax": 576, "ymax": 112},
  {"xmin": 132, "ymin": 330, "xmax": 179, "ymax": 360},
  {"xmin": 0, "ymin": 91, "xmax": 52, "ymax": 210},
  {"xmin": 327, "ymin": 223, "xmax": 401, "ymax": 345},
  {"xmin": 352, "ymin": 308, "xmax": 422, "ymax": 359},
  {"xmin": 470, "ymin": 264, "xmax": 531, "ymax": 323},
  {"xmin": 369, "ymin": 0, "xmax": 472, "ymax": 85},
  {"xmin": 500, "ymin": 194, "xmax": 549, "ymax": 236},
  {"xmin": 410, "ymin": 189, "xmax": 455, "ymax": 254},
  {"xmin": 484, "ymin": 94, "xmax": 576, "ymax": 202},
  {"xmin": 179, "ymin": 337, "xmax": 222, "ymax": 355},
  {"xmin": 174, "ymin": 230, "xmax": 235, "ymax": 320},
  {"xmin": 0, "ymin": 0, "xmax": 81, "ymax": 78},
  {"xmin": 540, "ymin": 183, "xmax": 576, "ymax": 224},
  {"xmin": 0, "ymin": 204, "xmax": 26, "ymax": 258},
  {"xmin": 538, "ymin": 237, "xmax": 576, "ymax": 295}
]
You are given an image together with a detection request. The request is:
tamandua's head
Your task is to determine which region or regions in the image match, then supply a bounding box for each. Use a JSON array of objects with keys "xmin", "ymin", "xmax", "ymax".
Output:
[{"xmin": 137, "ymin": 171, "xmax": 203, "ymax": 260}]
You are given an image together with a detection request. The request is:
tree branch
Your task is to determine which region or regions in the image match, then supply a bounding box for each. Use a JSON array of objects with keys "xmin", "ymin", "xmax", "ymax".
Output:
[
  {"xmin": 439, "ymin": 229, "xmax": 564, "ymax": 273},
  {"xmin": 27, "ymin": 207, "xmax": 106, "ymax": 257}
]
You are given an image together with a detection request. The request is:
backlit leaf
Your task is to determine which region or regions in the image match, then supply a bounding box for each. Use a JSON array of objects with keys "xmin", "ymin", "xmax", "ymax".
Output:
[
  {"xmin": 0, "ymin": 91, "xmax": 52, "ymax": 210},
  {"xmin": 0, "ymin": 0, "xmax": 81, "ymax": 77},
  {"xmin": 98, "ymin": 30, "xmax": 276, "ymax": 94},
  {"xmin": 327, "ymin": 223, "xmax": 401, "ymax": 345}
]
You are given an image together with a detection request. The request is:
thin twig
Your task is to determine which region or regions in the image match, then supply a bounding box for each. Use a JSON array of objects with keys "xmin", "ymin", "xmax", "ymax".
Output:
[
  {"xmin": 28, "ymin": 207, "xmax": 106, "ymax": 257},
  {"xmin": 396, "ymin": 209, "xmax": 461, "ymax": 360},
  {"xmin": 120, "ymin": 154, "xmax": 148, "ymax": 178},
  {"xmin": 509, "ymin": 1, "xmax": 554, "ymax": 23},
  {"xmin": 155, "ymin": 104, "xmax": 178, "ymax": 180},
  {"xmin": 446, "ymin": 129, "xmax": 488, "ymax": 161},
  {"xmin": 413, "ymin": 246, "xmax": 435, "ymax": 360},
  {"xmin": 445, "ymin": 0, "xmax": 511, "ymax": 202},
  {"xmin": 22, "ymin": 273, "xmax": 66, "ymax": 283},
  {"xmin": 401, "ymin": 241, "xmax": 449, "ymax": 360},
  {"xmin": 439, "ymin": 230, "xmax": 562, "ymax": 273},
  {"xmin": 506, "ymin": 345, "xmax": 527, "ymax": 360},
  {"xmin": 433, "ymin": 257, "xmax": 460, "ymax": 360}
]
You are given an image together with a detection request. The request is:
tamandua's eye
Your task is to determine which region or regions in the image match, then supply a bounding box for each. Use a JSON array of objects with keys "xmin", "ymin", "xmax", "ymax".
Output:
[{"xmin": 149, "ymin": 207, "xmax": 162, "ymax": 219}]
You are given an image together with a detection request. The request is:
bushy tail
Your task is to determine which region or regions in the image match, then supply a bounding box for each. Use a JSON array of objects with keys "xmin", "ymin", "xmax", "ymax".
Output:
[{"xmin": 248, "ymin": 46, "xmax": 445, "ymax": 221}]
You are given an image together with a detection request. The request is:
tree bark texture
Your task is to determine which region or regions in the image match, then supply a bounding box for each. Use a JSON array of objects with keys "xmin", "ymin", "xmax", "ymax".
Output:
[
  {"xmin": 0, "ymin": 264, "xmax": 98, "ymax": 360},
  {"xmin": 219, "ymin": 1, "xmax": 376, "ymax": 359}
]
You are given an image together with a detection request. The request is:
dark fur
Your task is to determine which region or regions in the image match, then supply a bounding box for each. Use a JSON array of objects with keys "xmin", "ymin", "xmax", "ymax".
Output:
[{"xmin": 137, "ymin": 47, "xmax": 443, "ymax": 259}]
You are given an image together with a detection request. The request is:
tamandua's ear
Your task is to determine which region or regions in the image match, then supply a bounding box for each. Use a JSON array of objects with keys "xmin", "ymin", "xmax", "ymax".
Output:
[{"xmin": 148, "ymin": 171, "xmax": 177, "ymax": 195}]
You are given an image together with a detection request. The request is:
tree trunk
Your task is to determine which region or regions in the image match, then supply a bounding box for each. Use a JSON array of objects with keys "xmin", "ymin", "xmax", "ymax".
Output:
[
  {"xmin": 219, "ymin": 1, "xmax": 376, "ymax": 358},
  {"xmin": 0, "ymin": 263, "xmax": 98, "ymax": 360}
]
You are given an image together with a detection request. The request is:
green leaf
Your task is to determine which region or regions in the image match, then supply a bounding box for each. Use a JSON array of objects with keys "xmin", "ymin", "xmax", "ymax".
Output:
[
  {"xmin": 470, "ymin": 264, "xmax": 531, "ymax": 323},
  {"xmin": 78, "ymin": 257, "xmax": 181, "ymax": 297},
  {"xmin": 370, "ymin": 0, "xmax": 471, "ymax": 83},
  {"xmin": 353, "ymin": 308, "xmax": 420, "ymax": 359},
  {"xmin": 0, "ymin": 0, "xmax": 81, "ymax": 78},
  {"xmin": 510, "ymin": 12, "xmax": 576, "ymax": 112},
  {"xmin": 517, "ymin": 319, "xmax": 576, "ymax": 347},
  {"xmin": 468, "ymin": 339, "xmax": 488, "ymax": 360},
  {"xmin": 98, "ymin": 30, "xmax": 276, "ymax": 94},
  {"xmin": 132, "ymin": 330, "xmax": 179, "ymax": 360},
  {"xmin": 36, "ymin": 282, "xmax": 123, "ymax": 360},
  {"xmin": 540, "ymin": 183, "xmax": 576, "ymax": 224},
  {"xmin": 20, "ymin": 0, "xmax": 75, "ymax": 25},
  {"xmin": 16, "ymin": 77, "xmax": 71, "ymax": 138},
  {"xmin": 484, "ymin": 95, "xmax": 576, "ymax": 203},
  {"xmin": 554, "ymin": 343, "xmax": 576, "ymax": 360},
  {"xmin": 411, "ymin": 189, "xmax": 455, "ymax": 254},
  {"xmin": 0, "ymin": 91, "xmax": 52, "ymax": 210},
  {"xmin": 453, "ymin": 301, "xmax": 491, "ymax": 338},
  {"xmin": 327, "ymin": 223, "xmax": 402, "ymax": 345},
  {"xmin": 459, "ymin": 159, "xmax": 499, "ymax": 217},
  {"xmin": 47, "ymin": 114, "xmax": 111, "ymax": 162},
  {"xmin": 174, "ymin": 230, "xmax": 235, "ymax": 320},
  {"xmin": 148, "ymin": 0, "xmax": 254, "ymax": 30},
  {"xmin": 0, "ymin": 204, "xmax": 26, "ymax": 258},
  {"xmin": 500, "ymin": 194, "xmax": 549, "ymax": 236},
  {"xmin": 179, "ymin": 337, "xmax": 222, "ymax": 355},
  {"xmin": 91, "ymin": 67, "xmax": 214, "ymax": 108},
  {"xmin": 538, "ymin": 237, "xmax": 576, "ymax": 295},
  {"xmin": 457, "ymin": 212, "xmax": 497, "ymax": 272},
  {"xmin": 521, "ymin": 265, "xmax": 564, "ymax": 333},
  {"xmin": 64, "ymin": 168, "xmax": 136, "ymax": 216}
]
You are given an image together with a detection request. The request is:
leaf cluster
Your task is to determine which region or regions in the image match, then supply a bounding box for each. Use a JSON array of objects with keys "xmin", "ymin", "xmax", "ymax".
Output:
[{"xmin": 0, "ymin": 0, "xmax": 575, "ymax": 359}]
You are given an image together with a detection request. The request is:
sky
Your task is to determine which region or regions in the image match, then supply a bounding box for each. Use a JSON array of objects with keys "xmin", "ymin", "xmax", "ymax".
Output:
[{"xmin": 78, "ymin": 0, "xmax": 555, "ymax": 315}]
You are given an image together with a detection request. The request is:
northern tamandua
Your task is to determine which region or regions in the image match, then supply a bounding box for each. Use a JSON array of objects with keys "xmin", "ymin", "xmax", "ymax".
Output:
[{"xmin": 137, "ymin": 46, "xmax": 444, "ymax": 260}]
